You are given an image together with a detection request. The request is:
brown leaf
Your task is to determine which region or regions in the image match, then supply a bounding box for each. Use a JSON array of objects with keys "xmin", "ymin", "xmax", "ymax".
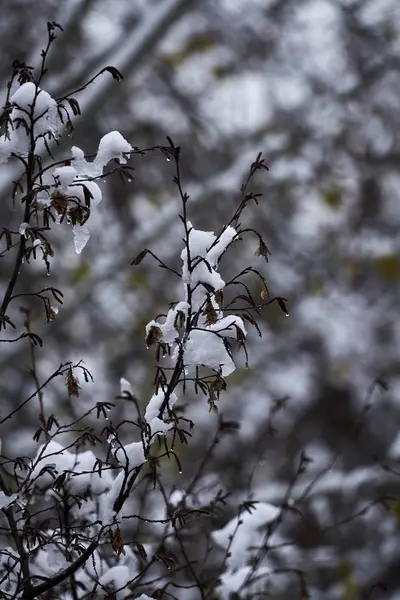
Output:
[{"xmin": 111, "ymin": 526, "xmax": 126, "ymax": 558}]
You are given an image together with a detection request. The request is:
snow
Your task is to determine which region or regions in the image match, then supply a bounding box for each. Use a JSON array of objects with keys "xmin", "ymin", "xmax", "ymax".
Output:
[
  {"xmin": 184, "ymin": 329, "xmax": 235, "ymax": 376},
  {"xmin": 100, "ymin": 470, "xmax": 125, "ymax": 523},
  {"xmin": 71, "ymin": 146, "xmax": 99, "ymax": 178},
  {"xmin": 206, "ymin": 226, "xmax": 237, "ymax": 264},
  {"xmin": 148, "ymin": 416, "xmax": 170, "ymax": 434},
  {"xmin": 94, "ymin": 130, "xmax": 133, "ymax": 169},
  {"xmin": 31, "ymin": 441, "xmax": 112, "ymax": 495},
  {"xmin": 69, "ymin": 179, "xmax": 102, "ymax": 207},
  {"xmin": 145, "ymin": 301, "xmax": 189, "ymax": 345},
  {"xmin": 0, "ymin": 491, "xmax": 18, "ymax": 510},
  {"xmin": 144, "ymin": 390, "xmax": 178, "ymax": 434},
  {"xmin": 52, "ymin": 165, "xmax": 78, "ymax": 189},
  {"xmin": 62, "ymin": 133, "xmax": 130, "ymax": 253},
  {"xmin": 11, "ymin": 82, "xmax": 38, "ymax": 110},
  {"xmin": 216, "ymin": 565, "xmax": 271, "ymax": 600},
  {"xmin": 19, "ymin": 222, "xmax": 30, "ymax": 236},
  {"xmin": 144, "ymin": 222, "xmax": 244, "ymax": 376},
  {"xmin": 30, "ymin": 542, "xmax": 70, "ymax": 581},
  {"xmin": 207, "ymin": 315, "xmax": 246, "ymax": 338},
  {"xmin": 169, "ymin": 489, "xmax": 185, "ymax": 506},
  {"xmin": 71, "ymin": 131, "xmax": 132, "ymax": 178},
  {"xmin": 120, "ymin": 377, "xmax": 133, "ymax": 396},
  {"xmin": 0, "ymin": 83, "xmax": 131, "ymax": 256},
  {"xmin": 0, "ymin": 138, "xmax": 13, "ymax": 164},
  {"xmin": 115, "ymin": 441, "xmax": 146, "ymax": 469},
  {"xmin": 389, "ymin": 431, "xmax": 400, "ymax": 458},
  {"xmin": 11, "ymin": 82, "xmax": 60, "ymax": 137},
  {"xmin": 145, "ymin": 391, "xmax": 178, "ymax": 422},
  {"xmin": 181, "ymin": 223, "xmax": 237, "ymax": 308},
  {"xmin": 0, "ymin": 83, "xmax": 61, "ymax": 165},
  {"xmin": 212, "ymin": 502, "xmax": 280, "ymax": 569},
  {"xmin": 183, "ymin": 224, "xmax": 216, "ymax": 259},
  {"xmin": 99, "ymin": 565, "xmax": 133, "ymax": 599}
]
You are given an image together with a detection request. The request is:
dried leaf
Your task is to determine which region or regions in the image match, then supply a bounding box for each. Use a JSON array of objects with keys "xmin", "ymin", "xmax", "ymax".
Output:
[
  {"xmin": 131, "ymin": 249, "xmax": 148, "ymax": 265},
  {"xmin": 111, "ymin": 526, "xmax": 126, "ymax": 558}
]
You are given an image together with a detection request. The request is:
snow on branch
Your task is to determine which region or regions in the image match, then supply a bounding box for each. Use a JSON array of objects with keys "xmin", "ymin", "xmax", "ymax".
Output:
[{"xmin": 0, "ymin": 26, "xmax": 287, "ymax": 600}]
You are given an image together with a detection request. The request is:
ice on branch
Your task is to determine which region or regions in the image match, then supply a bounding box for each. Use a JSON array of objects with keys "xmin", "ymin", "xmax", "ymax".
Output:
[{"xmin": 72, "ymin": 225, "xmax": 90, "ymax": 254}]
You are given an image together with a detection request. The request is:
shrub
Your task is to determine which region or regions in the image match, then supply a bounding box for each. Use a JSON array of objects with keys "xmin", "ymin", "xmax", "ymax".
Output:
[{"xmin": 0, "ymin": 24, "xmax": 290, "ymax": 600}]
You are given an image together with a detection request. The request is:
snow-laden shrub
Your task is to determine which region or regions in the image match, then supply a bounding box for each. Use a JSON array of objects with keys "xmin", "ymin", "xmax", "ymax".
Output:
[{"xmin": 0, "ymin": 23, "xmax": 292, "ymax": 600}]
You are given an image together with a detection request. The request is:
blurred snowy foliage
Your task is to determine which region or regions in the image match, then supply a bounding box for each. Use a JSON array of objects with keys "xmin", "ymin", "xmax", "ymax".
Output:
[{"xmin": 1, "ymin": 0, "xmax": 400, "ymax": 598}]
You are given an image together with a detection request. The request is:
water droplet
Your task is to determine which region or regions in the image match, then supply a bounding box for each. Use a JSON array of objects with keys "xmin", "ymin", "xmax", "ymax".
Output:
[
  {"xmin": 178, "ymin": 470, "xmax": 182, "ymax": 474},
  {"xmin": 127, "ymin": 178, "xmax": 132, "ymax": 183},
  {"xmin": 166, "ymin": 157, "xmax": 171, "ymax": 162},
  {"xmin": 46, "ymin": 272, "xmax": 51, "ymax": 277}
]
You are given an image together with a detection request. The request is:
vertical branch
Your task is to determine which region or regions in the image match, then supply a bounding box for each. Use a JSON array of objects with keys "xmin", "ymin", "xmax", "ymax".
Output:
[
  {"xmin": 23, "ymin": 309, "xmax": 46, "ymax": 427},
  {"xmin": 2, "ymin": 505, "xmax": 33, "ymax": 598}
]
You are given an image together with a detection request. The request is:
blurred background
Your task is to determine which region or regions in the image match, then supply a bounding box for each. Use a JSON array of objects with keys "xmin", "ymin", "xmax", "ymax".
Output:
[{"xmin": 1, "ymin": 0, "xmax": 400, "ymax": 598}]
